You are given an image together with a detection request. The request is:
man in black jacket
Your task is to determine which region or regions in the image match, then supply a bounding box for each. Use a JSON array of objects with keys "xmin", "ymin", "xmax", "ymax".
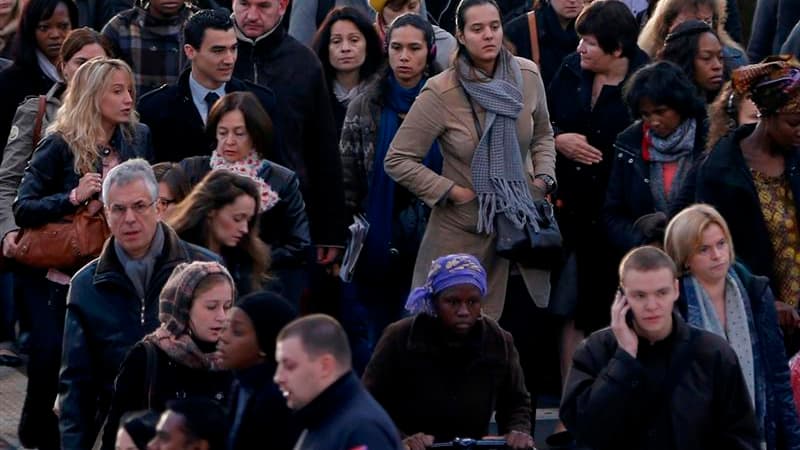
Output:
[
  {"xmin": 560, "ymin": 246, "xmax": 760, "ymax": 450},
  {"xmin": 58, "ymin": 159, "xmax": 218, "ymax": 450},
  {"xmin": 274, "ymin": 314, "xmax": 403, "ymax": 450},
  {"xmin": 232, "ymin": 0, "xmax": 347, "ymax": 260},
  {"xmin": 138, "ymin": 9, "xmax": 281, "ymax": 164}
]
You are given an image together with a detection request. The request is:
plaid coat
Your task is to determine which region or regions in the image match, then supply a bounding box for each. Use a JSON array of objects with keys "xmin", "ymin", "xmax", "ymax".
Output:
[{"xmin": 102, "ymin": 4, "xmax": 196, "ymax": 97}]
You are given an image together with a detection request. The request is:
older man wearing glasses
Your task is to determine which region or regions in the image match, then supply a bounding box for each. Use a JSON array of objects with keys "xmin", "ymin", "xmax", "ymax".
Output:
[{"xmin": 58, "ymin": 159, "xmax": 219, "ymax": 450}]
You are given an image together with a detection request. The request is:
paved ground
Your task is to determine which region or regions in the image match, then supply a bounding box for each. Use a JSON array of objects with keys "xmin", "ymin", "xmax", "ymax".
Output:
[{"xmin": 0, "ymin": 365, "xmax": 24, "ymax": 450}]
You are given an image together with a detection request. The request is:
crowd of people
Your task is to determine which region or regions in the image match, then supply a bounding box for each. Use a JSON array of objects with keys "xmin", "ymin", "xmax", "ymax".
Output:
[{"xmin": 1, "ymin": 0, "xmax": 800, "ymax": 449}]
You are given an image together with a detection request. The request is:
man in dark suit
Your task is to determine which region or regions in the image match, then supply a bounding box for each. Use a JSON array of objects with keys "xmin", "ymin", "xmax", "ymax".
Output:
[{"xmin": 138, "ymin": 9, "xmax": 282, "ymax": 164}]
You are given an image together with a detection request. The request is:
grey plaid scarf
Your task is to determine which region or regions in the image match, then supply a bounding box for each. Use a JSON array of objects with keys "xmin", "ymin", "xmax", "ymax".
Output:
[{"xmin": 457, "ymin": 49, "xmax": 539, "ymax": 234}]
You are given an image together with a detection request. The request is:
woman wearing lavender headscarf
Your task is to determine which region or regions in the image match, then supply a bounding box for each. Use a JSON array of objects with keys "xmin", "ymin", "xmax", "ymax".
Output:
[{"xmin": 362, "ymin": 253, "xmax": 534, "ymax": 450}]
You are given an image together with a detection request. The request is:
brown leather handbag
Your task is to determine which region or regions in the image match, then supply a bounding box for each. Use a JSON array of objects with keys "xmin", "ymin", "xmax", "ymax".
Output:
[{"xmin": 12, "ymin": 199, "xmax": 111, "ymax": 270}]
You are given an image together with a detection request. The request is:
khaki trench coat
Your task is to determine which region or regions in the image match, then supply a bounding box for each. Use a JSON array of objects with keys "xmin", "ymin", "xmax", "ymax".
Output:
[{"xmin": 384, "ymin": 57, "xmax": 556, "ymax": 319}]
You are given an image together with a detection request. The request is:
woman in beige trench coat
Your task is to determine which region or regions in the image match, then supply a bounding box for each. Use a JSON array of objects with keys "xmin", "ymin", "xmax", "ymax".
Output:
[{"xmin": 384, "ymin": 0, "xmax": 556, "ymax": 319}]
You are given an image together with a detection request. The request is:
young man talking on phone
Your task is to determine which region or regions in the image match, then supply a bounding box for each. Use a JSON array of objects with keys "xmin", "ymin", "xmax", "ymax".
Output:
[{"xmin": 560, "ymin": 246, "xmax": 760, "ymax": 450}]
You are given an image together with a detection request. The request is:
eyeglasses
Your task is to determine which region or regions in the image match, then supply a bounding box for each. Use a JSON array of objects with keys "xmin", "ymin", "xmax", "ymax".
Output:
[{"xmin": 107, "ymin": 200, "xmax": 156, "ymax": 218}]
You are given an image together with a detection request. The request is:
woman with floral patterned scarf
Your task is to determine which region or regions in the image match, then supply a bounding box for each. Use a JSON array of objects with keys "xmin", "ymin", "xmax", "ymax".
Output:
[
  {"xmin": 178, "ymin": 91, "xmax": 312, "ymax": 303},
  {"xmin": 101, "ymin": 261, "xmax": 235, "ymax": 450}
]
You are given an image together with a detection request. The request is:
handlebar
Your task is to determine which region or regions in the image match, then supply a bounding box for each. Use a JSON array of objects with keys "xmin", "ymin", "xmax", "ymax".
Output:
[{"xmin": 429, "ymin": 438, "xmax": 509, "ymax": 448}]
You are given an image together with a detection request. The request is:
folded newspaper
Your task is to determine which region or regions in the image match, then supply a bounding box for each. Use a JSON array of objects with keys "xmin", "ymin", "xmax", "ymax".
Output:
[{"xmin": 340, "ymin": 214, "xmax": 370, "ymax": 283}]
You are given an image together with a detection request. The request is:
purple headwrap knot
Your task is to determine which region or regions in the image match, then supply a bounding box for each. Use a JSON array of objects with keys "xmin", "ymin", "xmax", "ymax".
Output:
[{"xmin": 405, "ymin": 254, "xmax": 488, "ymax": 316}]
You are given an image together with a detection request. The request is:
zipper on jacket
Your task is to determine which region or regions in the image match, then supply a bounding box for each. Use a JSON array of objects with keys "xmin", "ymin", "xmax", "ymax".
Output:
[{"xmin": 252, "ymin": 59, "xmax": 258, "ymax": 85}]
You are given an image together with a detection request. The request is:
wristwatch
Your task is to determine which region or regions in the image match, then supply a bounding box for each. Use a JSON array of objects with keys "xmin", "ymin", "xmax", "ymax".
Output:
[{"xmin": 535, "ymin": 174, "xmax": 556, "ymax": 194}]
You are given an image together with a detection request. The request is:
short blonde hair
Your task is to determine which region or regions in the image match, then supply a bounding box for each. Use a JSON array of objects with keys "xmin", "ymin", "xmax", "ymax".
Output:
[
  {"xmin": 48, "ymin": 57, "xmax": 138, "ymax": 175},
  {"xmin": 664, "ymin": 204, "xmax": 735, "ymax": 273}
]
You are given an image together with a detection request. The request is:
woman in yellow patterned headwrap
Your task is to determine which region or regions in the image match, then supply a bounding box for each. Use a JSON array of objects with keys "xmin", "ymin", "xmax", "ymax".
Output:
[{"xmin": 688, "ymin": 55, "xmax": 800, "ymax": 351}]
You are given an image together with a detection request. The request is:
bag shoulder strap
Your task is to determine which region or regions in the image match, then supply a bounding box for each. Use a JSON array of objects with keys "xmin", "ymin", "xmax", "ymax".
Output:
[
  {"xmin": 143, "ymin": 341, "xmax": 158, "ymax": 409},
  {"xmin": 527, "ymin": 11, "xmax": 540, "ymax": 65},
  {"xmin": 32, "ymin": 95, "xmax": 47, "ymax": 148}
]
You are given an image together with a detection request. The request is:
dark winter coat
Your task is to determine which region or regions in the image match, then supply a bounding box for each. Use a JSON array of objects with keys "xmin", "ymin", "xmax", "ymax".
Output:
[
  {"xmin": 362, "ymin": 314, "xmax": 531, "ymax": 441},
  {"xmin": 602, "ymin": 119, "xmax": 706, "ymax": 255},
  {"xmin": 227, "ymin": 362, "xmax": 298, "ymax": 450},
  {"xmin": 561, "ymin": 313, "xmax": 761, "ymax": 450},
  {"xmin": 547, "ymin": 49, "xmax": 649, "ymax": 244},
  {"xmin": 233, "ymin": 24, "xmax": 347, "ymax": 247},
  {"xmin": 692, "ymin": 123, "xmax": 800, "ymax": 298},
  {"xmin": 0, "ymin": 63, "xmax": 56, "ymax": 151},
  {"xmin": 545, "ymin": 49, "xmax": 648, "ymax": 331},
  {"xmin": 678, "ymin": 263, "xmax": 800, "ymax": 450},
  {"xmin": 179, "ymin": 155, "xmax": 312, "ymax": 271},
  {"xmin": 292, "ymin": 371, "xmax": 403, "ymax": 450},
  {"xmin": 137, "ymin": 69, "xmax": 280, "ymax": 164},
  {"xmin": 13, "ymin": 124, "xmax": 153, "ymax": 228},
  {"xmin": 101, "ymin": 341, "xmax": 232, "ymax": 450},
  {"xmin": 747, "ymin": 0, "xmax": 800, "ymax": 63},
  {"xmin": 58, "ymin": 223, "xmax": 219, "ymax": 449},
  {"xmin": 503, "ymin": 1, "xmax": 579, "ymax": 88}
]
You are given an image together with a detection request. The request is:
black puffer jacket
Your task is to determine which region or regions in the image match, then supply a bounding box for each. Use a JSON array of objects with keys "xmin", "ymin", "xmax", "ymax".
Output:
[
  {"xmin": 179, "ymin": 155, "xmax": 311, "ymax": 270},
  {"xmin": 561, "ymin": 313, "xmax": 760, "ymax": 450},
  {"xmin": 13, "ymin": 124, "xmax": 153, "ymax": 228},
  {"xmin": 58, "ymin": 223, "xmax": 219, "ymax": 450},
  {"xmin": 602, "ymin": 118, "xmax": 707, "ymax": 256},
  {"xmin": 233, "ymin": 24, "xmax": 347, "ymax": 247}
]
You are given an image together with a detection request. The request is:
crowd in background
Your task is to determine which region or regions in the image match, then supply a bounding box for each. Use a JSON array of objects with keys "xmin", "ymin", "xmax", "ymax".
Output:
[{"xmin": 1, "ymin": 0, "xmax": 800, "ymax": 449}]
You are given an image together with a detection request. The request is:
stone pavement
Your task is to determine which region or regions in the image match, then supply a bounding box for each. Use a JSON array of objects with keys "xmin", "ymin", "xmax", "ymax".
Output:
[{"xmin": 0, "ymin": 365, "xmax": 24, "ymax": 450}]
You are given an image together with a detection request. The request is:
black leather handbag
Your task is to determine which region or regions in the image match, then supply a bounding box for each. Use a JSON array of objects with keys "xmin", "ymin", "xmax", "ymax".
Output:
[{"xmin": 495, "ymin": 199, "xmax": 562, "ymax": 270}]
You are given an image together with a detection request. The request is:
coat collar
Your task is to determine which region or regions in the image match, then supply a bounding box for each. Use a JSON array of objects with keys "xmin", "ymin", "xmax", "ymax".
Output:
[
  {"xmin": 177, "ymin": 68, "xmax": 250, "ymax": 98},
  {"xmin": 293, "ymin": 371, "xmax": 360, "ymax": 428},
  {"xmin": 93, "ymin": 222, "xmax": 190, "ymax": 286},
  {"xmin": 234, "ymin": 19, "xmax": 287, "ymax": 50},
  {"xmin": 405, "ymin": 314, "xmax": 508, "ymax": 365}
]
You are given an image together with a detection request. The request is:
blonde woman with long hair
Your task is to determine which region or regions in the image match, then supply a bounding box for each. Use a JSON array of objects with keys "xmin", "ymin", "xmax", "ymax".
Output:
[
  {"xmin": 11, "ymin": 56, "xmax": 152, "ymax": 449},
  {"xmin": 15, "ymin": 56, "xmax": 153, "ymax": 249},
  {"xmin": 638, "ymin": 0, "xmax": 746, "ymax": 70}
]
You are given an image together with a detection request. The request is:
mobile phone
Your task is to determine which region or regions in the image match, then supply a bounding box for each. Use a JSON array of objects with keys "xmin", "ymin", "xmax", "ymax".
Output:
[{"xmin": 618, "ymin": 286, "xmax": 635, "ymax": 329}]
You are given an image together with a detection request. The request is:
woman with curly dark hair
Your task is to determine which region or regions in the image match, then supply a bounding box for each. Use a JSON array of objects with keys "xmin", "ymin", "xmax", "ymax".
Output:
[
  {"xmin": 659, "ymin": 19, "xmax": 726, "ymax": 103},
  {"xmin": 168, "ymin": 170, "xmax": 271, "ymax": 296},
  {"xmin": 603, "ymin": 60, "xmax": 708, "ymax": 256}
]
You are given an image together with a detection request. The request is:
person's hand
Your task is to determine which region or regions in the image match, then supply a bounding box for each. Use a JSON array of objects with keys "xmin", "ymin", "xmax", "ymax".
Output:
[
  {"xmin": 75, "ymin": 172, "xmax": 102, "ymax": 203},
  {"xmin": 611, "ymin": 289, "xmax": 638, "ymax": 357},
  {"xmin": 555, "ymin": 133, "xmax": 603, "ymax": 165},
  {"xmin": 2, "ymin": 231, "xmax": 19, "ymax": 258},
  {"xmin": 403, "ymin": 433, "xmax": 434, "ymax": 450},
  {"xmin": 505, "ymin": 430, "xmax": 535, "ymax": 449},
  {"xmin": 316, "ymin": 246, "xmax": 341, "ymax": 265},
  {"xmin": 775, "ymin": 301, "xmax": 800, "ymax": 329},
  {"xmin": 632, "ymin": 212, "xmax": 667, "ymax": 242},
  {"xmin": 448, "ymin": 185, "xmax": 476, "ymax": 204}
]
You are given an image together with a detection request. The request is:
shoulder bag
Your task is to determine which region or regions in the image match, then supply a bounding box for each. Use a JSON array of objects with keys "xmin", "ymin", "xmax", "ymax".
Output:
[
  {"xmin": 461, "ymin": 85, "xmax": 562, "ymax": 270},
  {"xmin": 12, "ymin": 199, "xmax": 111, "ymax": 270}
]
